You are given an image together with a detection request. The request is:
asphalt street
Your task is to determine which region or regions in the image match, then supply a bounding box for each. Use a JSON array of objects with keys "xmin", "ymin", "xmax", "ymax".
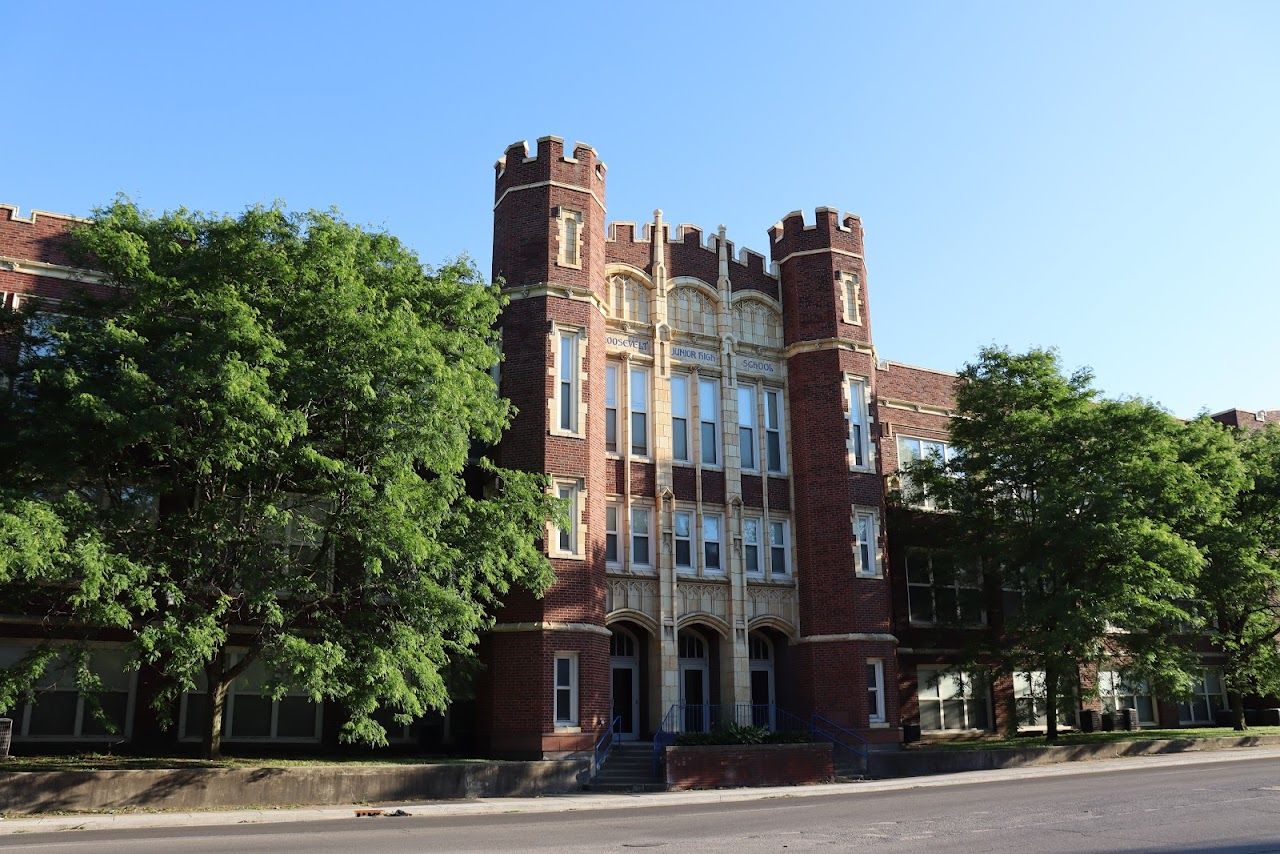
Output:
[{"xmin": 5, "ymin": 756, "xmax": 1280, "ymax": 853}]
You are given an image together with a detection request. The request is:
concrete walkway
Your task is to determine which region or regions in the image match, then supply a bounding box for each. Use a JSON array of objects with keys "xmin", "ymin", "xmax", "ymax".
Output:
[{"xmin": 5, "ymin": 745, "xmax": 1280, "ymax": 836}]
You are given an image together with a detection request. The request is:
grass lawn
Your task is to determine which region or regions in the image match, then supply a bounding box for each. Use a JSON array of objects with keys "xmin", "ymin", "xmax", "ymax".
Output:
[
  {"xmin": 0, "ymin": 753, "xmax": 488, "ymax": 772},
  {"xmin": 914, "ymin": 725, "xmax": 1280, "ymax": 751}
]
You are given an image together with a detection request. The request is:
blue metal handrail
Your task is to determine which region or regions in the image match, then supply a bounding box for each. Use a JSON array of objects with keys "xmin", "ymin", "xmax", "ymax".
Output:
[
  {"xmin": 810, "ymin": 712, "xmax": 870, "ymax": 769},
  {"xmin": 653, "ymin": 703, "xmax": 679, "ymax": 776},
  {"xmin": 592, "ymin": 715, "xmax": 622, "ymax": 778}
]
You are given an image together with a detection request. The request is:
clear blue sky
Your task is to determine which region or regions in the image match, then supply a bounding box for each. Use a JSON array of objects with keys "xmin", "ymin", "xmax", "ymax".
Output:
[{"xmin": 5, "ymin": 2, "xmax": 1278, "ymax": 417}]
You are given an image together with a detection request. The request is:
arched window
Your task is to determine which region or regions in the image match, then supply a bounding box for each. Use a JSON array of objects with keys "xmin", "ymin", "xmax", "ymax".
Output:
[
  {"xmin": 610, "ymin": 629, "xmax": 636, "ymax": 658},
  {"xmin": 678, "ymin": 632, "xmax": 707, "ymax": 660},
  {"xmin": 748, "ymin": 634, "xmax": 771, "ymax": 662}
]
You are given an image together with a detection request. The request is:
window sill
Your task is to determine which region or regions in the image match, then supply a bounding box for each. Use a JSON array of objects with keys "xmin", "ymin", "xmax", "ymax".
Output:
[
  {"xmin": 856, "ymin": 573, "xmax": 884, "ymax": 580},
  {"xmin": 553, "ymin": 725, "xmax": 583, "ymax": 733},
  {"xmin": 548, "ymin": 428, "xmax": 585, "ymax": 440},
  {"xmin": 550, "ymin": 552, "xmax": 586, "ymax": 562},
  {"xmin": 869, "ymin": 721, "xmax": 891, "ymax": 729}
]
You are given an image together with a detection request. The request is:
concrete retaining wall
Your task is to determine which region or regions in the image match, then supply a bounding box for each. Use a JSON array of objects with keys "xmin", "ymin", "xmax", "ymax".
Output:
[
  {"xmin": 0, "ymin": 759, "xmax": 589, "ymax": 814},
  {"xmin": 868, "ymin": 734, "xmax": 1280, "ymax": 778}
]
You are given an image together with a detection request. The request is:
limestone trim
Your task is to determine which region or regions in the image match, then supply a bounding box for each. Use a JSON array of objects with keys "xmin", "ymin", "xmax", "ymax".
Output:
[
  {"xmin": 0, "ymin": 256, "xmax": 108, "ymax": 285},
  {"xmin": 675, "ymin": 612, "xmax": 732, "ymax": 639},
  {"xmin": 746, "ymin": 614, "xmax": 799, "ymax": 639},
  {"xmin": 493, "ymin": 180, "xmax": 606, "ymax": 214},
  {"xmin": 795, "ymin": 633, "xmax": 898, "ymax": 645},
  {"xmin": 605, "ymin": 608, "xmax": 660, "ymax": 636},
  {"xmin": 502, "ymin": 283, "xmax": 608, "ymax": 315},
  {"xmin": 783, "ymin": 338, "xmax": 875, "ymax": 358},
  {"xmin": 878, "ymin": 397, "xmax": 957, "ymax": 417},
  {"xmin": 487, "ymin": 622, "xmax": 612, "ymax": 637},
  {"xmin": 773, "ymin": 246, "xmax": 863, "ymax": 267},
  {"xmin": 0, "ymin": 204, "xmax": 92, "ymax": 225}
]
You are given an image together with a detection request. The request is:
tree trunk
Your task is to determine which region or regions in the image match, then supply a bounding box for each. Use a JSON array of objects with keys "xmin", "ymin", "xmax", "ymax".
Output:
[
  {"xmin": 1044, "ymin": 665, "xmax": 1059, "ymax": 742},
  {"xmin": 1231, "ymin": 691, "xmax": 1247, "ymax": 732},
  {"xmin": 202, "ymin": 662, "xmax": 229, "ymax": 761}
]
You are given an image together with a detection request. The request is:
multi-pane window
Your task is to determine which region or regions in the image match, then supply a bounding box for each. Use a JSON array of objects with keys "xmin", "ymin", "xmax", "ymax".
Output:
[
  {"xmin": 671, "ymin": 374, "xmax": 691, "ymax": 462},
  {"xmin": 843, "ymin": 272, "xmax": 863, "ymax": 325},
  {"xmin": 1179, "ymin": 668, "xmax": 1227, "ymax": 724},
  {"xmin": 0, "ymin": 645, "xmax": 134, "ymax": 740},
  {"xmin": 604, "ymin": 504, "xmax": 620, "ymax": 566},
  {"xmin": 867, "ymin": 660, "xmax": 886, "ymax": 724},
  {"xmin": 558, "ymin": 209, "xmax": 582, "ymax": 267},
  {"xmin": 918, "ymin": 668, "xmax": 990, "ymax": 731},
  {"xmin": 630, "ymin": 366, "xmax": 650, "ymax": 456},
  {"xmin": 769, "ymin": 520, "xmax": 789, "ymax": 576},
  {"xmin": 1014, "ymin": 671, "xmax": 1076, "ymax": 729},
  {"xmin": 853, "ymin": 509, "xmax": 880, "ymax": 577},
  {"xmin": 738, "ymin": 385, "xmax": 757, "ymax": 470},
  {"xmin": 699, "ymin": 377, "xmax": 720, "ymax": 465},
  {"xmin": 702, "ymin": 514, "xmax": 722, "ymax": 573},
  {"xmin": 605, "ymin": 363, "xmax": 619, "ymax": 453},
  {"xmin": 905, "ymin": 549, "xmax": 984, "ymax": 625},
  {"xmin": 897, "ymin": 436, "xmax": 956, "ymax": 508},
  {"xmin": 674, "ymin": 511, "xmax": 694, "ymax": 572},
  {"xmin": 848, "ymin": 378, "xmax": 869, "ymax": 468},
  {"xmin": 554, "ymin": 482, "xmax": 578, "ymax": 555},
  {"xmin": 631, "ymin": 507, "xmax": 651, "ymax": 567},
  {"xmin": 1099, "ymin": 671, "xmax": 1156, "ymax": 725},
  {"xmin": 180, "ymin": 655, "xmax": 321, "ymax": 742},
  {"xmin": 743, "ymin": 518, "xmax": 762, "ymax": 575},
  {"xmin": 764, "ymin": 388, "xmax": 784, "ymax": 473},
  {"xmin": 554, "ymin": 653, "xmax": 579, "ymax": 726},
  {"xmin": 557, "ymin": 332, "xmax": 579, "ymax": 433}
]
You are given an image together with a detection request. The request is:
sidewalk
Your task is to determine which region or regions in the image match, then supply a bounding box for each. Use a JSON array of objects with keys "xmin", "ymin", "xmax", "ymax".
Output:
[{"xmin": 5, "ymin": 745, "xmax": 1280, "ymax": 836}]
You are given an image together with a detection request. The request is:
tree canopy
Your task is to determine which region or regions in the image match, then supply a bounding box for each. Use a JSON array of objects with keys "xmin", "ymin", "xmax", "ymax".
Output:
[
  {"xmin": 0, "ymin": 199, "xmax": 555, "ymax": 757},
  {"xmin": 905, "ymin": 346, "xmax": 1243, "ymax": 738}
]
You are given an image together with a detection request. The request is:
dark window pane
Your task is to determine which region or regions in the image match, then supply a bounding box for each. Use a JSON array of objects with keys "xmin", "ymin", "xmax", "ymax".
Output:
[
  {"xmin": 631, "ymin": 413, "xmax": 647, "ymax": 455},
  {"xmin": 767, "ymin": 433, "xmax": 782, "ymax": 471},
  {"xmin": 27, "ymin": 692, "xmax": 78, "ymax": 736},
  {"xmin": 701, "ymin": 423, "xmax": 717, "ymax": 464},
  {"xmin": 673, "ymin": 419, "xmax": 688, "ymax": 460},
  {"xmin": 231, "ymin": 695, "xmax": 272, "ymax": 738},
  {"xmin": 605, "ymin": 533, "xmax": 618, "ymax": 563},
  {"xmin": 276, "ymin": 697, "xmax": 318, "ymax": 739},
  {"xmin": 739, "ymin": 428, "xmax": 755, "ymax": 468},
  {"xmin": 920, "ymin": 700, "xmax": 942, "ymax": 731},
  {"xmin": 959, "ymin": 589, "xmax": 985, "ymax": 625},
  {"xmin": 771, "ymin": 546, "xmax": 786, "ymax": 573},
  {"xmin": 909, "ymin": 588, "xmax": 935, "ymax": 623},
  {"xmin": 560, "ymin": 388, "xmax": 572, "ymax": 430},
  {"xmin": 556, "ymin": 689, "xmax": 571, "ymax": 722},
  {"xmin": 676, "ymin": 540, "xmax": 691, "ymax": 567},
  {"xmin": 745, "ymin": 545, "xmax": 760, "ymax": 573},
  {"xmin": 183, "ymin": 694, "xmax": 209, "ymax": 739},
  {"xmin": 705, "ymin": 542, "xmax": 720, "ymax": 570},
  {"xmin": 967, "ymin": 699, "xmax": 990, "ymax": 730},
  {"xmin": 605, "ymin": 411, "xmax": 617, "ymax": 452},
  {"xmin": 942, "ymin": 699, "xmax": 967, "ymax": 730},
  {"xmin": 935, "ymin": 588, "xmax": 958, "ymax": 623},
  {"xmin": 80, "ymin": 692, "xmax": 128, "ymax": 736}
]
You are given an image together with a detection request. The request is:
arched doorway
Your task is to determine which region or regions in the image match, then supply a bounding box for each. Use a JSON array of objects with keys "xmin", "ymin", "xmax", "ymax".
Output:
[
  {"xmin": 748, "ymin": 632, "xmax": 775, "ymax": 729},
  {"xmin": 609, "ymin": 626, "xmax": 641, "ymax": 741},
  {"xmin": 678, "ymin": 628, "xmax": 711, "ymax": 732}
]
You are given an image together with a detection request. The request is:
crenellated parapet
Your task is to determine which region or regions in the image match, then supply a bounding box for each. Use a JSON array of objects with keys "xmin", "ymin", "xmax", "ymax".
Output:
[
  {"xmin": 493, "ymin": 136, "xmax": 606, "ymax": 209},
  {"xmin": 0, "ymin": 204, "xmax": 90, "ymax": 271},
  {"xmin": 604, "ymin": 219, "xmax": 777, "ymax": 298},
  {"xmin": 767, "ymin": 207, "xmax": 864, "ymax": 264}
]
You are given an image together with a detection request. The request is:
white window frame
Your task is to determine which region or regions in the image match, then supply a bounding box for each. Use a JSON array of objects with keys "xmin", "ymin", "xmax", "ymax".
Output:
[
  {"xmin": 630, "ymin": 505, "xmax": 653, "ymax": 569},
  {"xmin": 605, "ymin": 362, "xmax": 620, "ymax": 455},
  {"xmin": 743, "ymin": 516, "xmax": 763, "ymax": 577},
  {"xmin": 905, "ymin": 548, "xmax": 986, "ymax": 626},
  {"xmin": 852, "ymin": 507, "xmax": 881, "ymax": 578},
  {"xmin": 604, "ymin": 502, "xmax": 621, "ymax": 568},
  {"xmin": 550, "ymin": 326, "xmax": 586, "ymax": 438},
  {"xmin": 918, "ymin": 667, "xmax": 991, "ymax": 733},
  {"xmin": 671, "ymin": 373, "xmax": 691, "ymax": 463},
  {"xmin": 768, "ymin": 519, "xmax": 791, "ymax": 577},
  {"xmin": 549, "ymin": 478, "xmax": 584, "ymax": 559},
  {"xmin": 673, "ymin": 509, "xmax": 694, "ymax": 574},
  {"xmin": 557, "ymin": 208, "xmax": 583, "ymax": 269},
  {"xmin": 1099, "ymin": 670, "xmax": 1158, "ymax": 726},
  {"xmin": 867, "ymin": 659, "xmax": 886, "ymax": 724},
  {"xmin": 847, "ymin": 376, "xmax": 872, "ymax": 470},
  {"xmin": 764, "ymin": 387, "xmax": 785, "ymax": 474},
  {"xmin": 0, "ymin": 643, "xmax": 137, "ymax": 742},
  {"xmin": 702, "ymin": 512, "xmax": 723, "ymax": 574},
  {"xmin": 840, "ymin": 271, "xmax": 863, "ymax": 326},
  {"xmin": 738, "ymin": 384, "xmax": 758, "ymax": 472},
  {"xmin": 178, "ymin": 653, "xmax": 323, "ymax": 743},
  {"xmin": 1178, "ymin": 668, "xmax": 1227, "ymax": 724},
  {"xmin": 629, "ymin": 365, "xmax": 650, "ymax": 458},
  {"xmin": 896, "ymin": 435, "xmax": 956, "ymax": 509},
  {"xmin": 698, "ymin": 376, "xmax": 721, "ymax": 467},
  {"xmin": 1013, "ymin": 671, "xmax": 1077, "ymax": 731},
  {"xmin": 553, "ymin": 652, "xmax": 580, "ymax": 727}
]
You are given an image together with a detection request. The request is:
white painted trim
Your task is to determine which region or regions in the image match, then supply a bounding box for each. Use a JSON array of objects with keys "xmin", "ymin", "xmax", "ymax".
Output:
[
  {"xmin": 493, "ymin": 180, "xmax": 606, "ymax": 214},
  {"xmin": 795, "ymin": 633, "xmax": 898, "ymax": 644},
  {"xmin": 488, "ymin": 622, "xmax": 612, "ymax": 637},
  {"xmin": 773, "ymin": 247, "xmax": 863, "ymax": 267},
  {"xmin": 0, "ymin": 255, "xmax": 108, "ymax": 285}
]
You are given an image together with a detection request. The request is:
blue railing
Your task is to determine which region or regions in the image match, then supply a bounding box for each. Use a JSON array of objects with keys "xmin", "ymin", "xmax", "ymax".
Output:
[
  {"xmin": 591, "ymin": 715, "xmax": 623, "ymax": 778},
  {"xmin": 653, "ymin": 703, "xmax": 680, "ymax": 776},
  {"xmin": 810, "ymin": 713, "xmax": 870, "ymax": 770}
]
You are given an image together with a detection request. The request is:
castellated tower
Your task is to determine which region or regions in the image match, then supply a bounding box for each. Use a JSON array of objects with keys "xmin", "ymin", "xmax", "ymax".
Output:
[
  {"xmin": 770, "ymin": 209, "xmax": 899, "ymax": 735},
  {"xmin": 478, "ymin": 136, "xmax": 611, "ymax": 758}
]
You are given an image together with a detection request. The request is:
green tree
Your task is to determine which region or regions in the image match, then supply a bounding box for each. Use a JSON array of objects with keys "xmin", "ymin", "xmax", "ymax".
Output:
[
  {"xmin": 904, "ymin": 347, "xmax": 1240, "ymax": 739},
  {"xmin": 1193, "ymin": 423, "xmax": 1280, "ymax": 730},
  {"xmin": 2, "ymin": 199, "xmax": 555, "ymax": 758}
]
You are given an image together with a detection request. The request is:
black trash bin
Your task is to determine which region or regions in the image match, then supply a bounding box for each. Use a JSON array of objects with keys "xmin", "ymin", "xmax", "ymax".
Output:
[
  {"xmin": 1214, "ymin": 708, "xmax": 1236, "ymax": 727},
  {"xmin": 1245, "ymin": 708, "xmax": 1261, "ymax": 727},
  {"xmin": 1078, "ymin": 709, "xmax": 1102, "ymax": 733},
  {"xmin": 902, "ymin": 723, "xmax": 922, "ymax": 744},
  {"xmin": 1100, "ymin": 712, "xmax": 1115, "ymax": 732},
  {"xmin": 1114, "ymin": 708, "xmax": 1139, "ymax": 731}
]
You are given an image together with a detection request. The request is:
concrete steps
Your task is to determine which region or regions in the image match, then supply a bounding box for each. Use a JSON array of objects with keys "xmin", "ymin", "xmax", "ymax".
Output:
[{"xmin": 588, "ymin": 742, "xmax": 665, "ymax": 792}]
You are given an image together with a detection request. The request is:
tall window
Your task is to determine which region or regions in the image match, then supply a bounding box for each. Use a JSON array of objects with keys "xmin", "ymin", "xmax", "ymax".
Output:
[
  {"xmin": 1014, "ymin": 671, "xmax": 1076, "ymax": 729},
  {"xmin": 180, "ymin": 655, "xmax": 320, "ymax": 742},
  {"xmin": 630, "ymin": 366, "xmax": 649, "ymax": 456},
  {"xmin": 1099, "ymin": 671, "xmax": 1156, "ymax": 725},
  {"xmin": 558, "ymin": 332, "xmax": 579, "ymax": 433},
  {"xmin": 702, "ymin": 514, "xmax": 722, "ymax": 573},
  {"xmin": 671, "ymin": 374, "xmax": 690, "ymax": 462},
  {"xmin": 699, "ymin": 377, "xmax": 720, "ymax": 465},
  {"xmin": 769, "ymin": 520, "xmax": 790, "ymax": 576},
  {"xmin": 744, "ymin": 518, "xmax": 762, "ymax": 575},
  {"xmin": 897, "ymin": 436, "xmax": 955, "ymax": 508},
  {"xmin": 918, "ymin": 668, "xmax": 990, "ymax": 732},
  {"xmin": 605, "ymin": 363, "xmax": 619, "ymax": 453},
  {"xmin": 738, "ymin": 385, "xmax": 757, "ymax": 470},
  {"xmin": 604, "ymin": 504, "xmax": 620, "ymax": 566},
  {"xmin": 852, "ymin": 509, "xmax": 880, "ymax": 577},
  {"xmin": 631, "ymin": 507, "xmax": 651, "ymax": 567},
  {"xmin": 0, "ymin": 645, "xmax": 134, "ymax": 740},
  {"xmin": 1179, "ymin": 668, "xmax": 1226, "ymax": 724},
  {"xmin": 554, "ymin": 653, "xmax": 579, "ymax": 726},
  {"xmin": 848, "ymin": 378, "xmax": 869, "ymax": 468},
  {"xmin": 842, "ymin": 272, "xmax": 863, "ymax": 325},
  {"xmin": 554, "ymin": 482, "xmax": 578, "ymax": 555},
  {"xmin": 764, "ymin": 388, "xmax": 784, "ymax": 473},
  {"xmin": 906, "ymin": 549, "xmax": 984, "ymax": 625},
  {"xmin": 674, "ymin": 510, "xmax": 693, "ymax": 572},
  {"xmin": 867, "ymin": 660, "xmax": 885, "ymax": 724},
  {"xmin": 558, "ymin": 209, "xmax": 583, "ymax": 268}
]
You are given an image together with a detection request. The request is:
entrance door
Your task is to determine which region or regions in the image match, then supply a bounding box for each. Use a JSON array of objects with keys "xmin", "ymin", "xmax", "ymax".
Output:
[
  {"xmin": 680, "ymin": 663, "xmax": 708, "ymax": 732},
  {"xmin": 748, "ymin": 633, "xmax": 775, "ymax": 730},
  {"xmin": 609, "ymin": 628, "xmax": 640, "ymax": 740}
]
